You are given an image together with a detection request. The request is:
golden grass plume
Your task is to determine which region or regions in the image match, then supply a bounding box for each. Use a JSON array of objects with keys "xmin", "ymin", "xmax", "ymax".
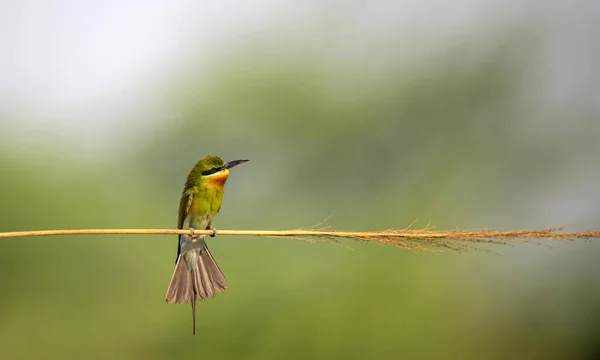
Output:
[{"xmin": 0, "ymin": 221, "xmax": 598, "ymax": 254}]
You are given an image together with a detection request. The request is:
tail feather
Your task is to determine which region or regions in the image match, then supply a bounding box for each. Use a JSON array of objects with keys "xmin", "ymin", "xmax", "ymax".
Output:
[
  {"xmin": 191, "ymin": 297, "xmax": 196, "ymax": 335},
  {"xmin": 165, "ymin": 256, "xmax": 194, "ymax": 304},
  {"xmin": 201, "ymin": 244, "xmax": 228, "ymax": 292},
  {"xmin": 165, "ymin": 240, "xmax": 229, "ymax": 334},
  {"xmin": 196, "ymin": 255, "xmax": 215, "ymax": 299},
  {"xmin": 192, "ymin": 241, "xmax": 227, "ymax": 299}
]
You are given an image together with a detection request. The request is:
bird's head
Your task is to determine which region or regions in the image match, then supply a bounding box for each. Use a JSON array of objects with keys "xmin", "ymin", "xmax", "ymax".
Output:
[{"xmin": 195, "ymin": 155, "xmax": 249, "ymax": 186}]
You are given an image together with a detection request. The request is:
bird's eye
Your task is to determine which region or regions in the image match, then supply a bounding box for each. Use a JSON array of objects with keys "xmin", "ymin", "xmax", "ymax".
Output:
[{"xmin": 202, "ymin": 167, "xmax": 222, "ymax": 176}]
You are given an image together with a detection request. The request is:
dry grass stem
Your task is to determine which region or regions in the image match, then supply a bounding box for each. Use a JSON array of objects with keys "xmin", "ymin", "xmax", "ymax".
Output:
[{"xmin": 0, "ymin": 225, "xmax": 598, "ymax": 253}]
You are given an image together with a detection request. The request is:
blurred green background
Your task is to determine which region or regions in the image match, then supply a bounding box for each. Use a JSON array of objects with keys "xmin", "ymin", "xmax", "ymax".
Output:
[{"xmin": 1, "ymin": 1, "xmax": 599, "ymax": 359}]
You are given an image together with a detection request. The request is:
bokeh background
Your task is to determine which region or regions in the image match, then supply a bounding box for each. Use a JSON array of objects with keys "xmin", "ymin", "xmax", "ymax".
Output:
[{"xmin": 1, "ymin": 1, "xmax": 599, "ymax": 359}]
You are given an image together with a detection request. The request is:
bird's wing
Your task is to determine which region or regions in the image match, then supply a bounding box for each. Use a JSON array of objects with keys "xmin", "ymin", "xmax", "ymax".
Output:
[{"xmin": 178, "ymin": 188, "xmax": 195, "ymax": 229}]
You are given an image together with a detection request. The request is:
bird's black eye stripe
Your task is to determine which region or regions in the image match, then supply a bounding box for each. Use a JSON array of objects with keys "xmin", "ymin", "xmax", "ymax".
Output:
[{"xmin": 201, "ymin": 167, "xmax": 222, "ymax": 176}]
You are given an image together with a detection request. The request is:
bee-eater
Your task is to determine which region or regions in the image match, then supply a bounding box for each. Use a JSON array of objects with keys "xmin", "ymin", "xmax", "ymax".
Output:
[{"xmin": 165, "ymin": 155, "xmax": 249, "ymax": 335}]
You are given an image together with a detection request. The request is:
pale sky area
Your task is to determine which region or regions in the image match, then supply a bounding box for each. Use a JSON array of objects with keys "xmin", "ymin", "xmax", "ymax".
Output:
[{"xmin": 0, "ymin": 0, "xmax": 597, "ymax": 152}]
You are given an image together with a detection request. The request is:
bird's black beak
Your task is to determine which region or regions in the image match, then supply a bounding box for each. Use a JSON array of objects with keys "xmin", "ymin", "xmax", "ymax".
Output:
[{"xmin": 223, "ymin": 159, "xmax": 249, "ymax": 170}]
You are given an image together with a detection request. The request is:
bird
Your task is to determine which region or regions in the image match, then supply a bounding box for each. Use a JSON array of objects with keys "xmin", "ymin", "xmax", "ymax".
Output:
[{"xmin": 165, "ymin": 155, "xmax": 249, "ymax": 334}]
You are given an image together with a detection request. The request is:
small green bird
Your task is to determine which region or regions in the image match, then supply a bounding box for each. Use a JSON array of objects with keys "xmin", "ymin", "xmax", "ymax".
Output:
[{"xmin": 165, "ymin": 155, "xmax": 249, "ymax": 334}]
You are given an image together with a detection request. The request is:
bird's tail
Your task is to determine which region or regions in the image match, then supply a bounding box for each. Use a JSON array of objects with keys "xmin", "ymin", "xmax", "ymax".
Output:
[
  {"xmin": 193, "ymin": 240, "xmax": 229, "ymax": 299},
  {"xmin": 165, "ymin": 240, "xmax": 228, "ymax": 334},
  {"xmin": 165, "ymin": 256, "xmax": 192, "ymax": 304}
]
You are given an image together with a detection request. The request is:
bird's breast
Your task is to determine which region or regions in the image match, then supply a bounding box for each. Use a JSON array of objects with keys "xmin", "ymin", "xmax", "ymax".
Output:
[{"xmin": 185, "ymin": 185, "xmax": 224, "ymax": 229}]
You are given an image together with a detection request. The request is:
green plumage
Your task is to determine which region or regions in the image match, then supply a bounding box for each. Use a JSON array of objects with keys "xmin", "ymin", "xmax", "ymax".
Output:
[{"xmin": 177, "ymin": 155, "xmax": 226, "ymax": 230}]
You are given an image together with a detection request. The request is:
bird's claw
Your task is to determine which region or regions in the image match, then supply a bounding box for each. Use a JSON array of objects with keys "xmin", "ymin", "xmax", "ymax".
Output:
[
  {"xmin": 188, "ymin": 228, "xmax": 199, "ymax": 242},
  {"xmin": 188, "ymin": 227, "xmax": 215, "ymax": 240}
]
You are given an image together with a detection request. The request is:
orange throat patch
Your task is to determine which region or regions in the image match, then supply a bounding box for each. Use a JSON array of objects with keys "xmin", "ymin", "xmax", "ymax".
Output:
[{"xmin": 206, "ymin": 170, "xmax": 230, "ymax": 187}]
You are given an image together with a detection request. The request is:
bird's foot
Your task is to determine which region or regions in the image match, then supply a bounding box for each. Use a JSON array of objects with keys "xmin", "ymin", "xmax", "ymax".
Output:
[
  {"xmin": 208, "ymin": 227, "xmax": 217, "ymax": 237},
  {"xmin": 188, "ymin": 227, "xmax": 200, "ymax": 242}
]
